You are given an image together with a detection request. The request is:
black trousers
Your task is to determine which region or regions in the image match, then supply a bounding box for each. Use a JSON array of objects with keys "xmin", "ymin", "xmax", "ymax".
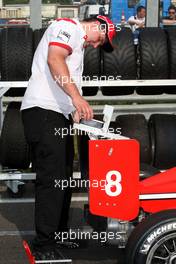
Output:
[{"xmin": 21, "ymin": 107, "xmax": 74, "ymax": 249}]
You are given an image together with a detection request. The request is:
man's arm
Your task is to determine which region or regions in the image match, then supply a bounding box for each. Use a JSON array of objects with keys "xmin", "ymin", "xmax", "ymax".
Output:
[
  {"xmin": 47, "ymin": 45, "xmax": 93, "ymax": 122},
  {"xmin": 128, "ymin": 17, "xmax": 144, "ymax": 27},
  {"xmin": 162, "ymin": 19, "xmax": 176, "ymax": 25},
  {"xmin": 128, "ymin": 17, "xmax": 137, "ymax": 26}
]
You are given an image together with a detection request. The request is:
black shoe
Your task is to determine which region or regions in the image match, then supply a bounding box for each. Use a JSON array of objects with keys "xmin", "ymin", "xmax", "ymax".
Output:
[
  {"xmin": 33, "ymin": 247, "xmax": 66, "ymax": 261},
  {"xmin": 55, "ymin": 238, "xmax": 80, "ymax": 249}
]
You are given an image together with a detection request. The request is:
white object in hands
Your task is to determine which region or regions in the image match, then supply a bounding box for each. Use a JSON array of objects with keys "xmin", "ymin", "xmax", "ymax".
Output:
[{"xmin": 73, "ymin": 105, "xmax": 129, "ymax": 140}]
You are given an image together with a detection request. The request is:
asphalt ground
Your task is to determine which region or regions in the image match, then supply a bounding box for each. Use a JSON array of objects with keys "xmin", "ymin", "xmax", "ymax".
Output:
[{"xmin": 0, "ymin": 181, "xmax": 125, "ymax": 264}]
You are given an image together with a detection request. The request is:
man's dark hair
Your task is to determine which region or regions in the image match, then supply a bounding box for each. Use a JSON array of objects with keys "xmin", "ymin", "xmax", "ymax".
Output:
[
  {"xmin": 168, "ymin": 5, "xmax": 176, "ymax": 12},
  {"xmin": 137, "ymin": 5, "xmax": 146, "ymax": 14}
]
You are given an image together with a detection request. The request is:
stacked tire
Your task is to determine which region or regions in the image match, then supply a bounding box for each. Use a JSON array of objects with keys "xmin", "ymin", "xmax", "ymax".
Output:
[
  {"xmin": 0, "ymin": 27, "xmax": 34, "ymax": 171},
  {"xmin": 165, "ymin": 28, "xmax": 176, "ymax": 94},
  {"xmin": 101, "ymin": 28, "xmax": 136, "ymax": 95},
  {"xmin": 82, "ymin": 46, "xmax": 100, "ymax": 96},
  {"xmin": 0, "ymin": 102, "xmax": 30, "ymax": 169},
  {"xmin": 115, "ymin": 114, "xmax": 151, "ymax": 164},
  {"xmin": 1, "ymin": 25, "xmax": 176, "ymax": 172},
  {"xmin": 137, "ymin": 28, "xmax": 169, "ymax": 95},
  {"xmin": 149, "ymin": 114, "xmax": 176, "ymax": 170},
  {"xmin": 33, "ymin": 27, "xmax": 46, "ymax": 51},
  {"xmin": 115, "ymin": 113, "xmax": 176, "ymax": 170},
  {"xmin": 82, "ymin": 28, "xmax": 137, "ymax": 96},
  {"xmin": 78, "ymin": 115, "xmax": 176, "ymax": 174},
  {"xmin": 0, "ymin": 27, "xmax": 33, "ymax": 96},
  {"xmin": 83, "ymin": 27, "xmax": 176, "ymax": 96},
  {"xmin": 0, "ymin": 27, "xmax": 47, "ymax": 171}
]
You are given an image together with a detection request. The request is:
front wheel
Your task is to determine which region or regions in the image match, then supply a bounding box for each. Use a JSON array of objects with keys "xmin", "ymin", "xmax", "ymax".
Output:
[{"xmin": 125, "ymin": 210, "xmax": 176, "ymax": 264}]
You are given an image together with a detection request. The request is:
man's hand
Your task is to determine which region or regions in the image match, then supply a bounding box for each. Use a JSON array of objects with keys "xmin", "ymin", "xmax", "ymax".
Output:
[
  {"xmin": 135, "ymin": 21, "xmax": 144, "ymax": 27},
  {"xmin": 72, "ymin": 110, "xmax": 80, "ymax": 123},
  {"xmin": 72, "ymin": 95, "xmax": 93, "ymax": 122},
  {"xmin": 138, "ymin": 22, "xmax": 145, "ymax": 28}
]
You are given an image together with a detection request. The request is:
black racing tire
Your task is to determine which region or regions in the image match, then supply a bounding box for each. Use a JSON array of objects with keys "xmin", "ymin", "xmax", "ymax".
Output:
[
  {"xmin": 0, "ymin": 27, "xmax": 33, "ymax": 96},
  {"xmin": 125, "ymin": 209, "xmax": 176, "ymax": 264},
  {"xmin": 139, "ymin": 28, "xmax": 169, "ymax": 79},
  {"xmin": 82, "ymin": 46, "xmax": 100, "ymax": 96},
  {"xmin": 164, "ymin": 28, "xmax": 176, "ymax": 94},
  {"xmin": 149, "ymin": 114, "xmax": 176, "ymax": 170},
  {"xmin": 115, "ymin": 114, "xmax": 151, "ymax": 164},
  {"xmin": 140, "ymin": 163, "xmax": 160, "ymax": 180},
  {"xmin": 137, "ymin": 28, "xmax": 169, "ymax": 95},
  {"xmin": 101, "ymin": 28, "xmax": 136, "ymax": 95},
  {"xmin": 166, "ymin": 27, "xmax": 176, "ymax": 79},
  {"xmin": 108, "ymin": 121, "xmax": 122, "ymax": 135},
  {"xmin": 33, "ymin": 28, "xmax": 47, "ymax": 52},
  {"xmin": 136, "ymin": 86, "xmax": 164, "ymax": 95},
  {"xmin": 0, "ymin": 27, "xmax": 33, "ymax": 81},
  {"xmin": 0, "ymin": 102, "xmax": 30, "ymax": 169}
]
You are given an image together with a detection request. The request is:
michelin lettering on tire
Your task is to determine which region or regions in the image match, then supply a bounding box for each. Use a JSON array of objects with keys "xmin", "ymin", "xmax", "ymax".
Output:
[
  {"xmin": 125, "ymin": 210, "xmax": 176, "ymax": 264},
  {"xmin": 140, "ymin": 222, "xmax": 176, "ymax": 255}
]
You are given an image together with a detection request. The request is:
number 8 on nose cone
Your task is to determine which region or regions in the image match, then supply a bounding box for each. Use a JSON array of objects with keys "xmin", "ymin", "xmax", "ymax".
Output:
[{"xmin": 89, "ymin": 140, "xmax": 140, "ymax": 220}]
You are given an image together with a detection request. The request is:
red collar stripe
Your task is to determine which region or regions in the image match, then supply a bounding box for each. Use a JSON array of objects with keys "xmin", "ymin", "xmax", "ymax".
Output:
[{"xmin": 56, "ymin": 18, "xmax": 77, "ymax": 25}]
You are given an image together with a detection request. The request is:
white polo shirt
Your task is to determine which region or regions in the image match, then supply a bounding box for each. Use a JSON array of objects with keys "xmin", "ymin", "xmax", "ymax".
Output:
[
  {"xmin": 21, "ymin": 18, "xmax": 87, "ymax": 118},
  {"xmin": 128, "ymin": 15, "xmax": 145, "ymax": 32}
]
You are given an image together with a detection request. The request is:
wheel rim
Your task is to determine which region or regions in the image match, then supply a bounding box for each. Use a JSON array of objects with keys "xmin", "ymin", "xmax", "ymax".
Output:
[{"xmin": 146, "ymin": 232, "xmax": 176, "ymax": 264}]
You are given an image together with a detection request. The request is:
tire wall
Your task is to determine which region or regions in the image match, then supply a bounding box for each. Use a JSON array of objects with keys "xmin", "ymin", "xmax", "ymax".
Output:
[
  {"xmin": 137, "ymin": 28, "xmax": 169, "ymax": 94},
  {"xmin": 82, "ymin": 46, "xmax": 100, "ymax": 96},
  {"xmin": 0, "ymin": 27, "xmax": 33, "ymax": 96},
  {"xmin": 0, "ymin": 102, "xmax": 30, "ymax": 169},
  {"xmin": 101, "ymin": 28, "xmax": 136, "ymax": 95}
]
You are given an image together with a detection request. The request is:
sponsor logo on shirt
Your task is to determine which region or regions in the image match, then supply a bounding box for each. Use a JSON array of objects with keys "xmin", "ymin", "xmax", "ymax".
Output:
[{"xmin": 57, "ymin": 30, "xmax": 71, "ymax": 43}]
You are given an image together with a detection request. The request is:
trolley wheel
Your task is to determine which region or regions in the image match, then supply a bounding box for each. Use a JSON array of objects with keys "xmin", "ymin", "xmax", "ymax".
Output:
[{"xmin": 125, "ymin": 209, "xmax": 176, "ymax": 264}]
